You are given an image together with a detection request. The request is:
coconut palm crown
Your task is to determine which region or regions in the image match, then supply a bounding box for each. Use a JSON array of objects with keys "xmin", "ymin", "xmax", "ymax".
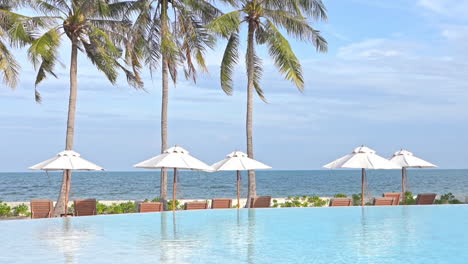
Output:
[
  {"xmin": 0, "ymin": 0, "xmax": 43, "ymax": 88},
  {"xmin": 124, "ymin": 0, "xmax": 229, "ymax": 209},
  {"xmin": 208, "ymin": 0, "xmax": 328, "ymax": 206},
  {"xmin": 27, "ymin": 0, "xmax": 143, "ymax": 102},
  {"xmin": 23, "ymin": 0, "xmax": 143, "ymax": 216}
]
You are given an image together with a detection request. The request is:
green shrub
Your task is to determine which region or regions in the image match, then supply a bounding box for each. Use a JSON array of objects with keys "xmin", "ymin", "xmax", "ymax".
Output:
[
  {"xmin": 334, "ymin": 193, "xmax": 347, "ymax": 198},
  {"xmin": 402, "ymin": 192, "xmax": 416, "ymax": 205},
  {"xmin": 151, "ymin": 197, "xmax": 161, "ymax": 202},
  {"xmin": 106, "ymin": 203, "xmax": 124, "ymax": 214},
  {"xmin": 96, "ymin": 202, "xmax": 108, "ymax": 214},
  {"xmin": 119, "ymin": 201, "xmax": 137, "ymax": 213},
  {"xmin": 272, "ymin": 199, "xmax": 279, "ymax": 207},
  {"xmin": 435, "ymin": 193, "xmax": 462, "ymax": 204},
  {"xmin": 272, "ymin": 196, "xmax": 328, "ymax": 208},
  {"xmin": 167, "ymin": 200, "xmax": 183, "ymax": 210},
  {"xmin": 0, "ymin": 201, "xmax": 12, "ymax": 216},
  {"xmin": 307, "ymin": 196, "xmax": 327, "ymax": 207},
  {"xmin": 68, "ymin": 204, "xmax": 75, "ymax": 214},
  {"xmin": 12, "ymin": 204, "xmax": 30, "ymax": 217},
  {"xmin": 97, "ymin": 201, "xmax": 137, "ymax": 214},
  {"xmin": 352, "ymin": 194, "xmax": 361, "ymax": 206}
]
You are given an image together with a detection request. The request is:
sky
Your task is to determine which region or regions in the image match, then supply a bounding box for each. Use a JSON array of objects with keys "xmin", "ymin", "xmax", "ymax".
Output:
[{"xmin": 1, "ymin": 0, "xmax": 468, "ymax": 171}]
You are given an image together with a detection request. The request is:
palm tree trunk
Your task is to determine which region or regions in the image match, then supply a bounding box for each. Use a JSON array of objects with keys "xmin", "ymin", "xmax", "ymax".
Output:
[
  {"xmin": 361, "ymin": 168, "xmax": 365, "ymax": 206},
  {"xmin": 54, "ymin": 36, "xmax": 78, "ymax": 217},
  {"xmin": 159, "ymin": 0, "xmax": 169, "ymax": 210},
  {"xmin": 245, "ymin": 21, "xmax": 256, "ymax": 208}
]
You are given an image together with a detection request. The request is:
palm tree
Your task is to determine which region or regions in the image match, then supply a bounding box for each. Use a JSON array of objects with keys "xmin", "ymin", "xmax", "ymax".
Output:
[
  {"xmin": 25, "ymin": 0, "xmax": 143, "ymax": 216},
  {"xmin": 125, "ymin": 0, "xmax": 225, "ymax": 209},
  {"xmin": 208, "ymin": 0, "xmax": 328, "ymax": 206},
  {"xmin": 0, "ymin": 0, "xmax": 41, "ymax": 88}
]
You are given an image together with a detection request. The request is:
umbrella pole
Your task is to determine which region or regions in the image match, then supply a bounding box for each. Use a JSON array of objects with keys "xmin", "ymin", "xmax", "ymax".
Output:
[
  {"xmin": 237, "ymin": 170, "xmax": 241, "ymax": 209},
  {"xmin": 361, "ymin": 168, "xmax": 365, "ymax": 206},
  {"xmin": 401, "ymin": 167, "xmax": 406, "ymax": 196},
  {"xmin": 172, "ymin": 168, "xmax": 177, "ymax": 211}
]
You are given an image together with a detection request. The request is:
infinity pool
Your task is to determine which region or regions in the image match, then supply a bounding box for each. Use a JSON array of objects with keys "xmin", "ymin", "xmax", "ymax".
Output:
[{"xmin": 1, "ymin": 206, "xmax": 467, "ymax": 263}]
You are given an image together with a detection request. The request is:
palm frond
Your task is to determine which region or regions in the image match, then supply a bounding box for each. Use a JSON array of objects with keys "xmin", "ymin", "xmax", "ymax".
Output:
[
  {"xmin": 31, "ymin": 0, "xmax": 68, "ymax": 16},
  {"xmin": 28, "ymin": 27, "xmax": 61, "ymax": 95},
  {"xmin": 179, "ymin": 0, "xmax": 222, "ymax": 24},
  {"xmin": 252, "ymin": 53, "xmax": 266, "ymax": 102},
  {"xmin": 0, "ymin": 39, "xmax": 19, "ymax": 88},
  {"xmin": 220, "ymin": 32, "xmax": 239, "ymax": 95},
  {"xmin": 296, "ymin": 0, "xmax": 327, "ymax": 21},
  {"xmin": 262, "ymin": 8, "xmax": 327, "ymax": 52},
  {"xmin": 262, "ymin": 20, "xmax": 304, "ymax": 90},
  {"xmin": 206, "ymin": 10, "xmax": 241, "ymax": 38},
  {"xmin": 176, "ymin": 4, "xmax": 214, "ymax": 81},
  {"xmin": 80, "ymin": 25, "xmax": 121, "ymax": 85}
]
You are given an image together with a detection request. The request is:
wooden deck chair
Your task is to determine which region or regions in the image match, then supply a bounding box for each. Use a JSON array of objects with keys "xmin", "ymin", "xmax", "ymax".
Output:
[
  {"xmin": 416, "ymin": 193, "xmax": 437, "ymax": 205},
  {"xmin": 139, "ymin": 202, "xmax": 163, "ymax": 213},
  {"xmin": 250, "ymin": 196, "xmax": 272, "ymax": 208},
  {"xmin": 329, "ymin": 198, "xmax": 352, "ymax": 207},
  {"xmin": 74, "ymin": 199, "xmax": 97, "ymax": 216},
  {"xmin": 211, "ymin": 198, "xmax": 232, "ymax": 209},
  {"xmin": 373, "ymin": 197, "xmax": 395, "ymax": 206},
  {"xmin": 30, "ymin": 200, "xmax": 54, "ymax": 219},
  {"xmin": 383, "ymin": 193, "xmax": 401, "ymax": 205},
  {"xmin": 184, "ymin": 201, "xmax": 208, "ymax": 210}
]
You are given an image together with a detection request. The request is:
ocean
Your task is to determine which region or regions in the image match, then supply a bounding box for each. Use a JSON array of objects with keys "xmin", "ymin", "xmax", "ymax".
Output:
[{"xmin": 0, "ymin": 170, "xmax": 467, "ymax": 202}]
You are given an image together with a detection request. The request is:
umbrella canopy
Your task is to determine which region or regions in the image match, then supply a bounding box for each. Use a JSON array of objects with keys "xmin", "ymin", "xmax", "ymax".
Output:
[
  {"xmin": 323, "ymin": 146, "xmax": 400, "ymax": 170},
  {"xmin": 134, "ymin": 146, "xmax": 212, "ymax": 171},
  {"xmin": 29, "ymin": 150, "xmax": 104, "ymax": 171},
  {"xmin": 134, "ymin": 145, "xmax": 213, "ymax": 210},
  {"xmin": 211, "ymin": 151, "xmax": 271, "ymax": 208},
  {"xmin": 389, "ymin": 149, "xmax": 437, "ymax": 198},
  {"xmin": 323, "ymin": 146, "xmax": 400, "ymax": 206},
  {"xmin": 29, "ymin": 150, "xmax": 104, "ymax": 216},
  {"xmin": 389, "ymin": 149, "xmax": 437, "ymax": 168},
  {"xmin": 211, "ymin": 151, "xmax": 271, "ymax": 171}
]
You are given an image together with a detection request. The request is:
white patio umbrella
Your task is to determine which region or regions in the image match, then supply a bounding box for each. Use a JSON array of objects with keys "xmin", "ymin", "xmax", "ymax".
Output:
[
  {"xmin": 323, "ymin": 146, "xmax": 400, "ymax": 206},
  {"xmin": 29, "ymin": 150, "xmax": 104, "ymax": 215},
  {"xmin": 389, "ymin": 149, "xmax": 437, "ymax": 195},
  {"xmin": 134, "ymin": 145, "xmax": 213, "ymax": 210},
  {"xmin": 211, "ymin": 151, "xmax": 271, "ymax": 208}
]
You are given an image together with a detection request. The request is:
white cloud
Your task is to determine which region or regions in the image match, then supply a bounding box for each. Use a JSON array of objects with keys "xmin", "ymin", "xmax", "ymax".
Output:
[
  {"xmin": 336, "ymin": 39, "xmax": 416, "ymax": 60},
  {"xmin": 418, "ymin": 0, "xmax": 468, "ymax": 17},
  {"xmin": 441, "ymin": 25, "xmax": 468, "ymax": 41}
]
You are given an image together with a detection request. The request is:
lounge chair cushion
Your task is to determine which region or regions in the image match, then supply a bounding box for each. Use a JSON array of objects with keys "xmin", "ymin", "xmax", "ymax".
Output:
[
  {"xmin": 74, "ymin": 199, "xmax": 97, "ymax": 216},
  {"xmin": 30, "ymin": 200, "xmax": 54, "ymax": 219},
  {"xmin": 185, "ymin": 202, "xmax": 208, "ymax": 210},
  {"xmin": 211, "ymin": 199, "xmax": 232, "ymax": 209}
]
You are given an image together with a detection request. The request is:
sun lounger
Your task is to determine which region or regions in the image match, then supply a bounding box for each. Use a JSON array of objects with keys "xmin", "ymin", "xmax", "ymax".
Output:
[
  {"xmin": 211, "ymin": 198, "xmax": 232, "ymax": 209},
  {"xmin": 416, "ymin": 193, "xmax": 437, "ymax": 205},
  {"xmin": 383, "ymin": 193, "xmax": 401, "ymax": 205},
  {"xmin": 139, "ymin": 202, "xmax": 163, "ymax": 213},
  {"xmin": 30, "ymin": 200, "xmax": 54, "ymax": 219},
  {"xmin": 74, "ymin": 199, "xmax": 97, "ymax": 216},
  {"xmin": 250, "ymin": 196, "xmax": 272, "ymax": 208},
  {"xmin": 184, "ymin": 201, "xmax": 208, "ymax": 210},
  {"xmin": 329, "ymin": 198, "xmax": 352, "ymax": 207},
  {"xmin": 373, "ymin": 197, "xmax": 395, "ymax": 206}
]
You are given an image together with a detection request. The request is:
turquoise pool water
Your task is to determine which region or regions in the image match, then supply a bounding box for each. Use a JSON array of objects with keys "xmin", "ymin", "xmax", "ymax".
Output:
[{"xmin": 1, "ymin": 206, "xmax": 468, "ymax": 263}]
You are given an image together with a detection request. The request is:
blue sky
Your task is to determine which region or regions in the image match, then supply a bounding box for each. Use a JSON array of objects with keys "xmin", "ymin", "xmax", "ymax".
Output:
[{"xmin": 1, "ymin": 0, "xmax": 467, "ymax": 171}]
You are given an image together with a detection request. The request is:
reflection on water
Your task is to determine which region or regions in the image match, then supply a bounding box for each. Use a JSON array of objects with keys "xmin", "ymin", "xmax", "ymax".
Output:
[
  {"xmin": 40, "ymin": 218, "xmax": 95, "ymax": 264},
  {"xmin": 2, "ymin": 206, "xmax": 468, "ymax": 263},
  {"xmin": 247, "ymin": 209, "xmax": 256, "ymax": 264}
]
